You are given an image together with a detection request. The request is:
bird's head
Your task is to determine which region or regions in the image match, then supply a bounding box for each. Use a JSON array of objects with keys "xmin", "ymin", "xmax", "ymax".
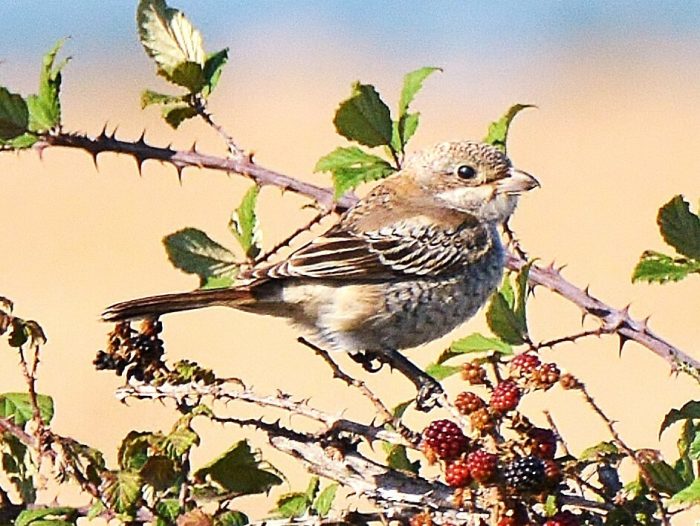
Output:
[{"xmin": 405, "ymin": 141, "xmax": 539, "ymax": 223}]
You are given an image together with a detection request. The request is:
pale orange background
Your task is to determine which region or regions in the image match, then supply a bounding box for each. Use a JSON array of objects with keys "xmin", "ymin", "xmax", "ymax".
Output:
[{"xmin": 1, "ymin": 3, "xmax": 699, "ymax": 523}]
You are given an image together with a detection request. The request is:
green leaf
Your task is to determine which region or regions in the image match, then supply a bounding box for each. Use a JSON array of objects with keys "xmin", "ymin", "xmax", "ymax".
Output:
[
  {"xmin": 312, "ymin": 483, "xmax": 338, "ymax": 517},
  {"xmin": 659, "ymin": 401, "xmax": 700, "ymax": 438},
  {"xmin": 333, "ymin": 82, "xmax": 393, "ymax": 148},
  {"xmin": 215, "ymin": 511, "xmax": 249, "ymax": 526},
  {"xmin": 100, "ymin": 470, "xmax": 142, "ymax": 515},
  {"xmin": 657, "ymin": 195, "xmax": 700, "ymax": 259},
  {"xmin": 118, "ymin": 431, "xmax": 158, "ymax": 471},
  {"xmin": 229, "ymin": 185, "xmax": 261, "ymax": 260},
  {"xmin": 273, "ymin": 492, "xmax": 310, "ymax": 518},
  {"xmin": 163, "ymin": 227, "xmax": 238, "ymax": 288},
  {"xmin": 27, "ymin": 39, "xmax": 68, "ymax": 132},
  {"xmin": 689, "ymin": 431, "xmax": 700, "ymax": 461},
  {"xmin": 194, "ymin": 440, "xmax": 283, "ymax": 495},
  {"xmin": 671, "ymin": 478, "xmax": 700, "ymax": 505},
  {"xmin": 515, "ymin": 260, "xmax": 534, "ymax": 323},
  {"xmin": 643, "ymin": 460, "xmax": 687, "ymax": 495},
  {"xmin": 391, "ymin": 112, "xmax": 420, "ymax": 154},
  {"xmin": 632, "ymin": 250, "xmax": 700, "ymax": 283},
  {"xmin": 447, "ymin": 333, "xmax": 512, "ymax": 359},
  {"xmin": 305, "ymin": 476, "xmax": 320, "ymax": 502},
  {"xmin": 425, "ymin": 362, "xmax": 461, "ymax": 381},
  {"xmin": 486, "ymin": 291, "xmax": 527, "ymax": 345},
  {"xmin": 1, "ymin": 133, "xmax": 38, "ymax": 149},
  {"xmin": 391, "ymin": 400, "xmax": 412, "ymax": 420},
  {"xmin": 315, "ymin": 146, "xmax": 395, "ymax": 197},
  {"xmin": 87, "ymin": 500, "xmax": 106, "ymax": 520},
  {"xmin": 141, "ymin": 89, "xmax": 183, "ymax": 108},
  {"xmin": 543, "ymin": 494, "xmax": 557, "ymax": 517},
  {"xmin": 164, "ymin": 424, "xmax": 200, "ymax": 458},
  {"xmin": 136, "ymin": 0, "xmax": 205, "ymax": 82},
  {"xmin": 202, "ymin": 48, "xmax": 229, "ymax": 98},
  {"xmin": 15, "ymin": 507, "xmax": 77, "ymax": 526},
  {"xmin": 155, "ymin": 499, "xmax": 180, "ymax": 523},
  {"xmin": 0, "ymin": 88, "xmax": 29, "ymax": 140},
  {"xmin": 676, "ymin": 421, "xmax": 697, "ymax": 484},
  {"xmin": 579, "ymin": 441, "xmax": 621, "ymax": 462},
  {"xmin": 398, "ymin": 67, "xmax": 441, "ymax": 116},
  {"xmin": 384, "ymin": 443, "xmax": 420, "ymax": 474},
  {"xmin": 484, "ymin": 104, "xmax": 535, "ymax": 153},
  {"xmin": 162, "ymin": 104, "xmax": 197, "ymax": 128},
  {"xmin": 169, "ymin": 60, "xmax": 205, "ymax": 91},
  {"xmin": 0, "ymin": 392, "xmax": 54, "ymax": 426},
  {"xmin": 1, "ymin": 433, "xmax": 35, "ymax": 503}
]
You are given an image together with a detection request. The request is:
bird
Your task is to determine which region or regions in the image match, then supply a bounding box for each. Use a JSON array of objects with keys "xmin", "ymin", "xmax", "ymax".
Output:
[{"xmin": 103, "ymin": 140, "xmax": 538, "ymax": 400}]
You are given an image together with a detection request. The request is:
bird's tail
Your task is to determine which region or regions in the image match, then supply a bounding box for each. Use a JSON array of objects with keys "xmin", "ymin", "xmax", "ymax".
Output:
[{"xmin": 102, "ymin": 287, "xmax": 254, "ymax": 322}]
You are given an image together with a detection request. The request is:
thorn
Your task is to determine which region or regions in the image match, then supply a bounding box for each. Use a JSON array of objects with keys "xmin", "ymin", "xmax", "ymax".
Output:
[
  {"xmin": 546, "ymin": 260, "xmax": 556, "ymax": 271},
  {"xmin": 581, "ymin": 311, "xmax": 589, "ymax": 327},
  {"xmin": 109, "ymin": 125, "xmax": 119, "ymax": 140},
  {"xmin": 134, "ymin": 156, "xmax": 144, "ymax": 176},
  {"xmin": 641, "ymin": 315, "xmax": 651, "ymax": 331},
  {"xmin": 556, "ymin": 263, "xmax": 567, "ymax": 273},
  {"xmin": 35, "ymin": 142, "xmax": 48, "ymax": 161},
  {"xmin": 98, "ymin": 123, "xmax": 109, "ymax": 139},
  {"xmin": 618, "ymin": 334, "xmax": 631, "ymax": 356},
  {"xmin": 136, "ymin": 129, "xmax": 147, "ymax": 146},
  {"xmin": 620, "ymin": 304, "xmax": 632, "ymax": 318},
  {"xmin": 175, "ymin": 164, "xmax": 184, "ymax": 183},
  {"xmin": 189, "ymin": 140, "xmax": 198, "ymax": 154},
  {"xmin": 584, "ymin": 285, "xmax": 591, "ymax": 297},
  {"xmin": 91, "ymin": 151, "xmax": 100, "ymax": 171}
]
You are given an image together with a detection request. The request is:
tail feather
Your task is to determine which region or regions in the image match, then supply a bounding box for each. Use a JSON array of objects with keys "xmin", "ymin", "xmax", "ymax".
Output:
[{"xmin": 102, "ymin": 287, "xmax": 253, "ymax": 322}]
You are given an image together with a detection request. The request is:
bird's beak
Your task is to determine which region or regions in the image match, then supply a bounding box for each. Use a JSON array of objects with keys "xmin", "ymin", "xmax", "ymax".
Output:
[{"xmin": 497, "ymin": 168, "xmax": 540, "ymax": 195}]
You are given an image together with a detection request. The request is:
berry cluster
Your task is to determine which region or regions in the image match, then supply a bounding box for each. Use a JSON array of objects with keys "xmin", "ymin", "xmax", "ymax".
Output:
[
  {"xmin": 94, "ymin": 320, "xmax": 166, "ymax": 381},
  {"xmin": 421, "ymin": 419, "xmax": 469, "ymax": 460}
]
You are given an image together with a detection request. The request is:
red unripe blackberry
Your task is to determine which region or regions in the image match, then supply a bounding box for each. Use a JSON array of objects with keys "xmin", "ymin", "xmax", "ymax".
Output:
[
  {"xmin": 509, "ymin": 352, "xmax": 540, "ymax": 376},
  {"xmin": 422, "ymin": 419, "xmax": 468, "ymax": 460},
  {"xmin": 461, "ymin": 361, "xmax": 487, "ymax": 384},
  {"xmin": 455, "ymin": 391, "xmax": 485, "ymax": 414},
  {"xmin": 490, "ymin": 381, "xmax": 521, "ymax": 412},
  {"xmin": 503, "ymin": 455, "xmax": 546, "ymax": 492},
  {"xmin": 527, "ymin": 427, "xmax": 557, "ymax": 459},
  {"xmin": 409, "ymin": 511, "xmax": 432, "ymax": 526},
  {"xmin": 496, "ymin": 518, "xmax": 517, "ymax": 526},
  {"xmin": 466, "ymin": 449, "xmax": 498, "ymax": 482},
  {"xmin": 445, "ymin": 457, "xmax": 472, "ymax": 487},
  {"xmin": 543, "ymin": 511, "xmax": 580, "ymax": 526}
]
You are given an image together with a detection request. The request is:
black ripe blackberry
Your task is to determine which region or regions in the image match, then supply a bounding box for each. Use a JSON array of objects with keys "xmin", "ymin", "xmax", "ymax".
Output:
[{"xmin": 503, "ymin": 455, "xmax": 546, "ymax": 492}]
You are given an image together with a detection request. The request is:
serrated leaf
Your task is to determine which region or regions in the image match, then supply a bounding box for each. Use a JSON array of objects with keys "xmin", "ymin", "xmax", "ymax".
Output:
[
  {"xmin": 398, "ymin": 67, "xmax": 441, "ymax": 116},
  {"xmin": 515, "ymin": 260, "xmax": 534, "ymax": 322},
  {"xmin": 176, "ymin": 509, "xmax": 213, "ymax": 526},
  {"xmin": 394, "ymin": 112, "xmax": 420, "ymax": 152},
  {"xmin": 643, "ymin": 460, "xmax": 687, "ymax": 495},
  {"xmin": 0, "ymin": 392, "xmax": 54, "ymax": 427},
  {"xmin": 425, "ymin": 362, "xmax": 461, "ymax": 381},
  {"xmin": 305, "ymin": 476, "xmax": 320, "ymax": 502},
  {"xmin": 27, "ymin": 39, "xmax": 68, "ymax": 132},
  {"xmin": 141, "ymin": 90, "xmax": 183, "ymax": 108},
  {"xmin": 0, "ymin": 87, "xmax": 29, "ymax": 140},
  {"xmin": 118, "ymin": 431, "xmax": 157, "ymax": 471},
  {"xmin": 486, "ymin": 291, "xmax": 527, "ymax": 345},
  {"xmin": 1, "ymin": 433, "xmax": 35, "ymax": 503},
  {"xmin": 140, "ymin": 455, "xmax": 178, "ymax": 491},
  {"xmin": 15, "ymin": 507, "xmax": 77, "ymax": 526},
  {"xmin": 579, "ymin": 441, "xmax": 620, "ymax": 461},
  {"xmin": 659, "ymin": 401, "xmax": 700, "ymax": 438},
  {"xmin": 689, "ymin": 431, "xmax": 700, "ymax": 461},
  {"xmin": 162, "ymin": 104, "xmax": 197, "ymax": 128},
  {"xmin": 312, "ymin": 483, "xmax": 338, "ymax": 516},
  {"xmin": 676, "ymin": 421, "xmax": 697, "ymax": 484},
  {"xmin": 384, "ymin": 443, "xmax": 420, "ymax": 474},
  {"xmin": 194, "ymin": 440, "xmax": 282, "ymax": 496},
  {"xmin": 273, "ymin": 492, "xmax": 309, "ymax": 518},
  {"xmin": 671, "ymin": 478, "xmax": 700, "ymax": 506},
  {"xmin": 155, "ymin": 499, "xmax": 180, "ymax": 523},
  {"xmin": 484, "ymin": 104, "xmax": 535, "ymax": 153},
  {"xmin": 230, "ymin": 185, "xmax": 261, "ymax": 260},
  {"xmin": 0, "ymin": 133, "xmax": 38, "ymax": 149},
  {"xmin": 448, "ymin": 333, "xmax": 512, "ymax": 358},
  {"xmin": 543, "ymin": 494, "xmax": 557, "ymax": 517},
  {"xmin": 202, "ymin": 48, "xmax": 229, "ymax": 98},
  {"xmin": 333, "ymin": 82, "xmax": 393, "ymax": 148},
  {"xmin": 87, "ymin": 500, "xmax": 106, "ymax": 520},
  {"xmin": 315, "ymin": 146, "xmax": 395, "ymax": 197},
  {"xmin": 215, "ymin": 511, "xmax": 248, "ymax": 526},
  {"xmin": 658, "ymin": 195, "xmax": 700, "ymax": 259},
  {"xmin": 137, "ymin": 0, "xmax": 205, "ymax": 81},
  {"xmin": 392, "ymin": 400, "xmax": 412, "ymax": 420},
  {"xmin": 164, "ymin": 425, "xmax": 199, "ymax": 458},
  {"xmin": 632, "ymin": 250, "xmax": 700, "ymax": 283},
  {"xmin": 100, "ymin": 470, "xmax": 142, "ymax": 515},
  {"xmin": 163, "ymin": 227, "xmax": 238, "ymax": 287}
]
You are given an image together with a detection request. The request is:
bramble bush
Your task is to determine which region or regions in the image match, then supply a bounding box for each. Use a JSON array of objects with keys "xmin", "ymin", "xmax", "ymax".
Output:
[{"xmin": 1, "ymin": 1, "xmax": 699, "ymax": 525}]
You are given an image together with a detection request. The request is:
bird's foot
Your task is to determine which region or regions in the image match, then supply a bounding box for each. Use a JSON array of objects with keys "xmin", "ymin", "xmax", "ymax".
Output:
[
  {"xmin": 349, "ymin": 350, "xmax": 384, "ymax": 373},
  {"xmin": 415, "ymin": 375, "xmax": 443, "ymax": 412}
]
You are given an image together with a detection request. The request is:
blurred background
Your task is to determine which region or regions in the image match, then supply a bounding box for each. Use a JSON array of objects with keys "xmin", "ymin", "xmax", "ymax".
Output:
[{"xmin": 1, "ymin": 1, "xmax": 699, "ymax": 522}]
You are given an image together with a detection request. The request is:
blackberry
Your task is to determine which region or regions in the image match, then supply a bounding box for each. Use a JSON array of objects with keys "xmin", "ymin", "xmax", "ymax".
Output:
[
  {"xmin": 543, "ymin": 511, "xmax": 580, "ymax": 526},
  {"xmin": 527, "ymin": 427, "xmax": 557, "ymax": 459},
  {"xmin": 466, "ymin": 449, "xmax": 498, "ymax": 482},
  {"xmin": 559, "ymin": 373, "xmax": 579, "ymax": 390},
  {"xmin": 470, "ymin": 407, "xmax": 495, "ymax": 433},
  {"xmin": 461, "ymin": 361, "xmax": 487, "ymax": 384},
  {"xmin": 542, "ymin": 459, "xmax": 562, "ymax": 484},
  {"xmin": 509, "ymin": 353, "xmax": 540, "ymax": 377},
  {"xmin": 503, "ymin": 455, "xmax": 546, "ymax": 492},
  {"xmin": 445, "ymin": 457, "xmax": 472, "ymax": 487},
  {"xmin": 455, "ymin": 391, "xmax": 485, "ymax": 414},
  {"xmin": 533, "ymin": 362, "xmax": 560, "ymax": 389},
  {"xmin": 422, "ymin": 419, "xmax": 468, "ymax": 460},
  {"xmin": 490, "ymin": 381, "xmax": 521, "ymax": 412},
  {"xmin": 409, "ymin": 511, "xmax": 432, "ymax": 526}
]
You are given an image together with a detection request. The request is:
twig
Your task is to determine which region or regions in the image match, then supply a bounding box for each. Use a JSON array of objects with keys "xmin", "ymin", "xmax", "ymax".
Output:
[
  {"xmin": 16, "ymin": 345, "xmax": 45, "ymax": 450},
  {"xmin": 578, "ymin": 383, "xmax": 671, "ymax": 526},
  {"xmin": 254, "ymin": 209, "xmax": 331, "ymax": 266},
  {"xmin": 30, "ymin": 130, "xmax": 699, "ymax": 382},
  {"xmin": 531, "ymin": 329, "xmax": 606, "ymax": 352},
  {"xmin": 192, "ymin": 96, "xmax": 245, "ymax": 158}
]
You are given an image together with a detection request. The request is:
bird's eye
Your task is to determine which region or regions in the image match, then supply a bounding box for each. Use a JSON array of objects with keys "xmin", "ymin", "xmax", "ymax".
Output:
[{"xmin": 456, "ymin": 165, "xmax": 477, "ymax": 180}]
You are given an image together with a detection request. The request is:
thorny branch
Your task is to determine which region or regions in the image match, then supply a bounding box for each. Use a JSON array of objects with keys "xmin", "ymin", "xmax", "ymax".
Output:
[{"xmin": 30, "ymin": 130, "xmax": 700, "ymax": 383}]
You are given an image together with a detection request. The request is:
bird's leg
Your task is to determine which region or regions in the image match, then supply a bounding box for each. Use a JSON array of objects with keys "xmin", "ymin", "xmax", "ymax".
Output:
[{"xmin": 377, "ymin": 349, "xmax": 444, "ymax": 411}]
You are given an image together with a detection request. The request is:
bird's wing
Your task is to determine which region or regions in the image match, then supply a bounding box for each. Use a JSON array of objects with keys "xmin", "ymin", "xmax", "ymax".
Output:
[{"xmin": 243, "ymin": 218, "xmax": 493, "ymax": 281}]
